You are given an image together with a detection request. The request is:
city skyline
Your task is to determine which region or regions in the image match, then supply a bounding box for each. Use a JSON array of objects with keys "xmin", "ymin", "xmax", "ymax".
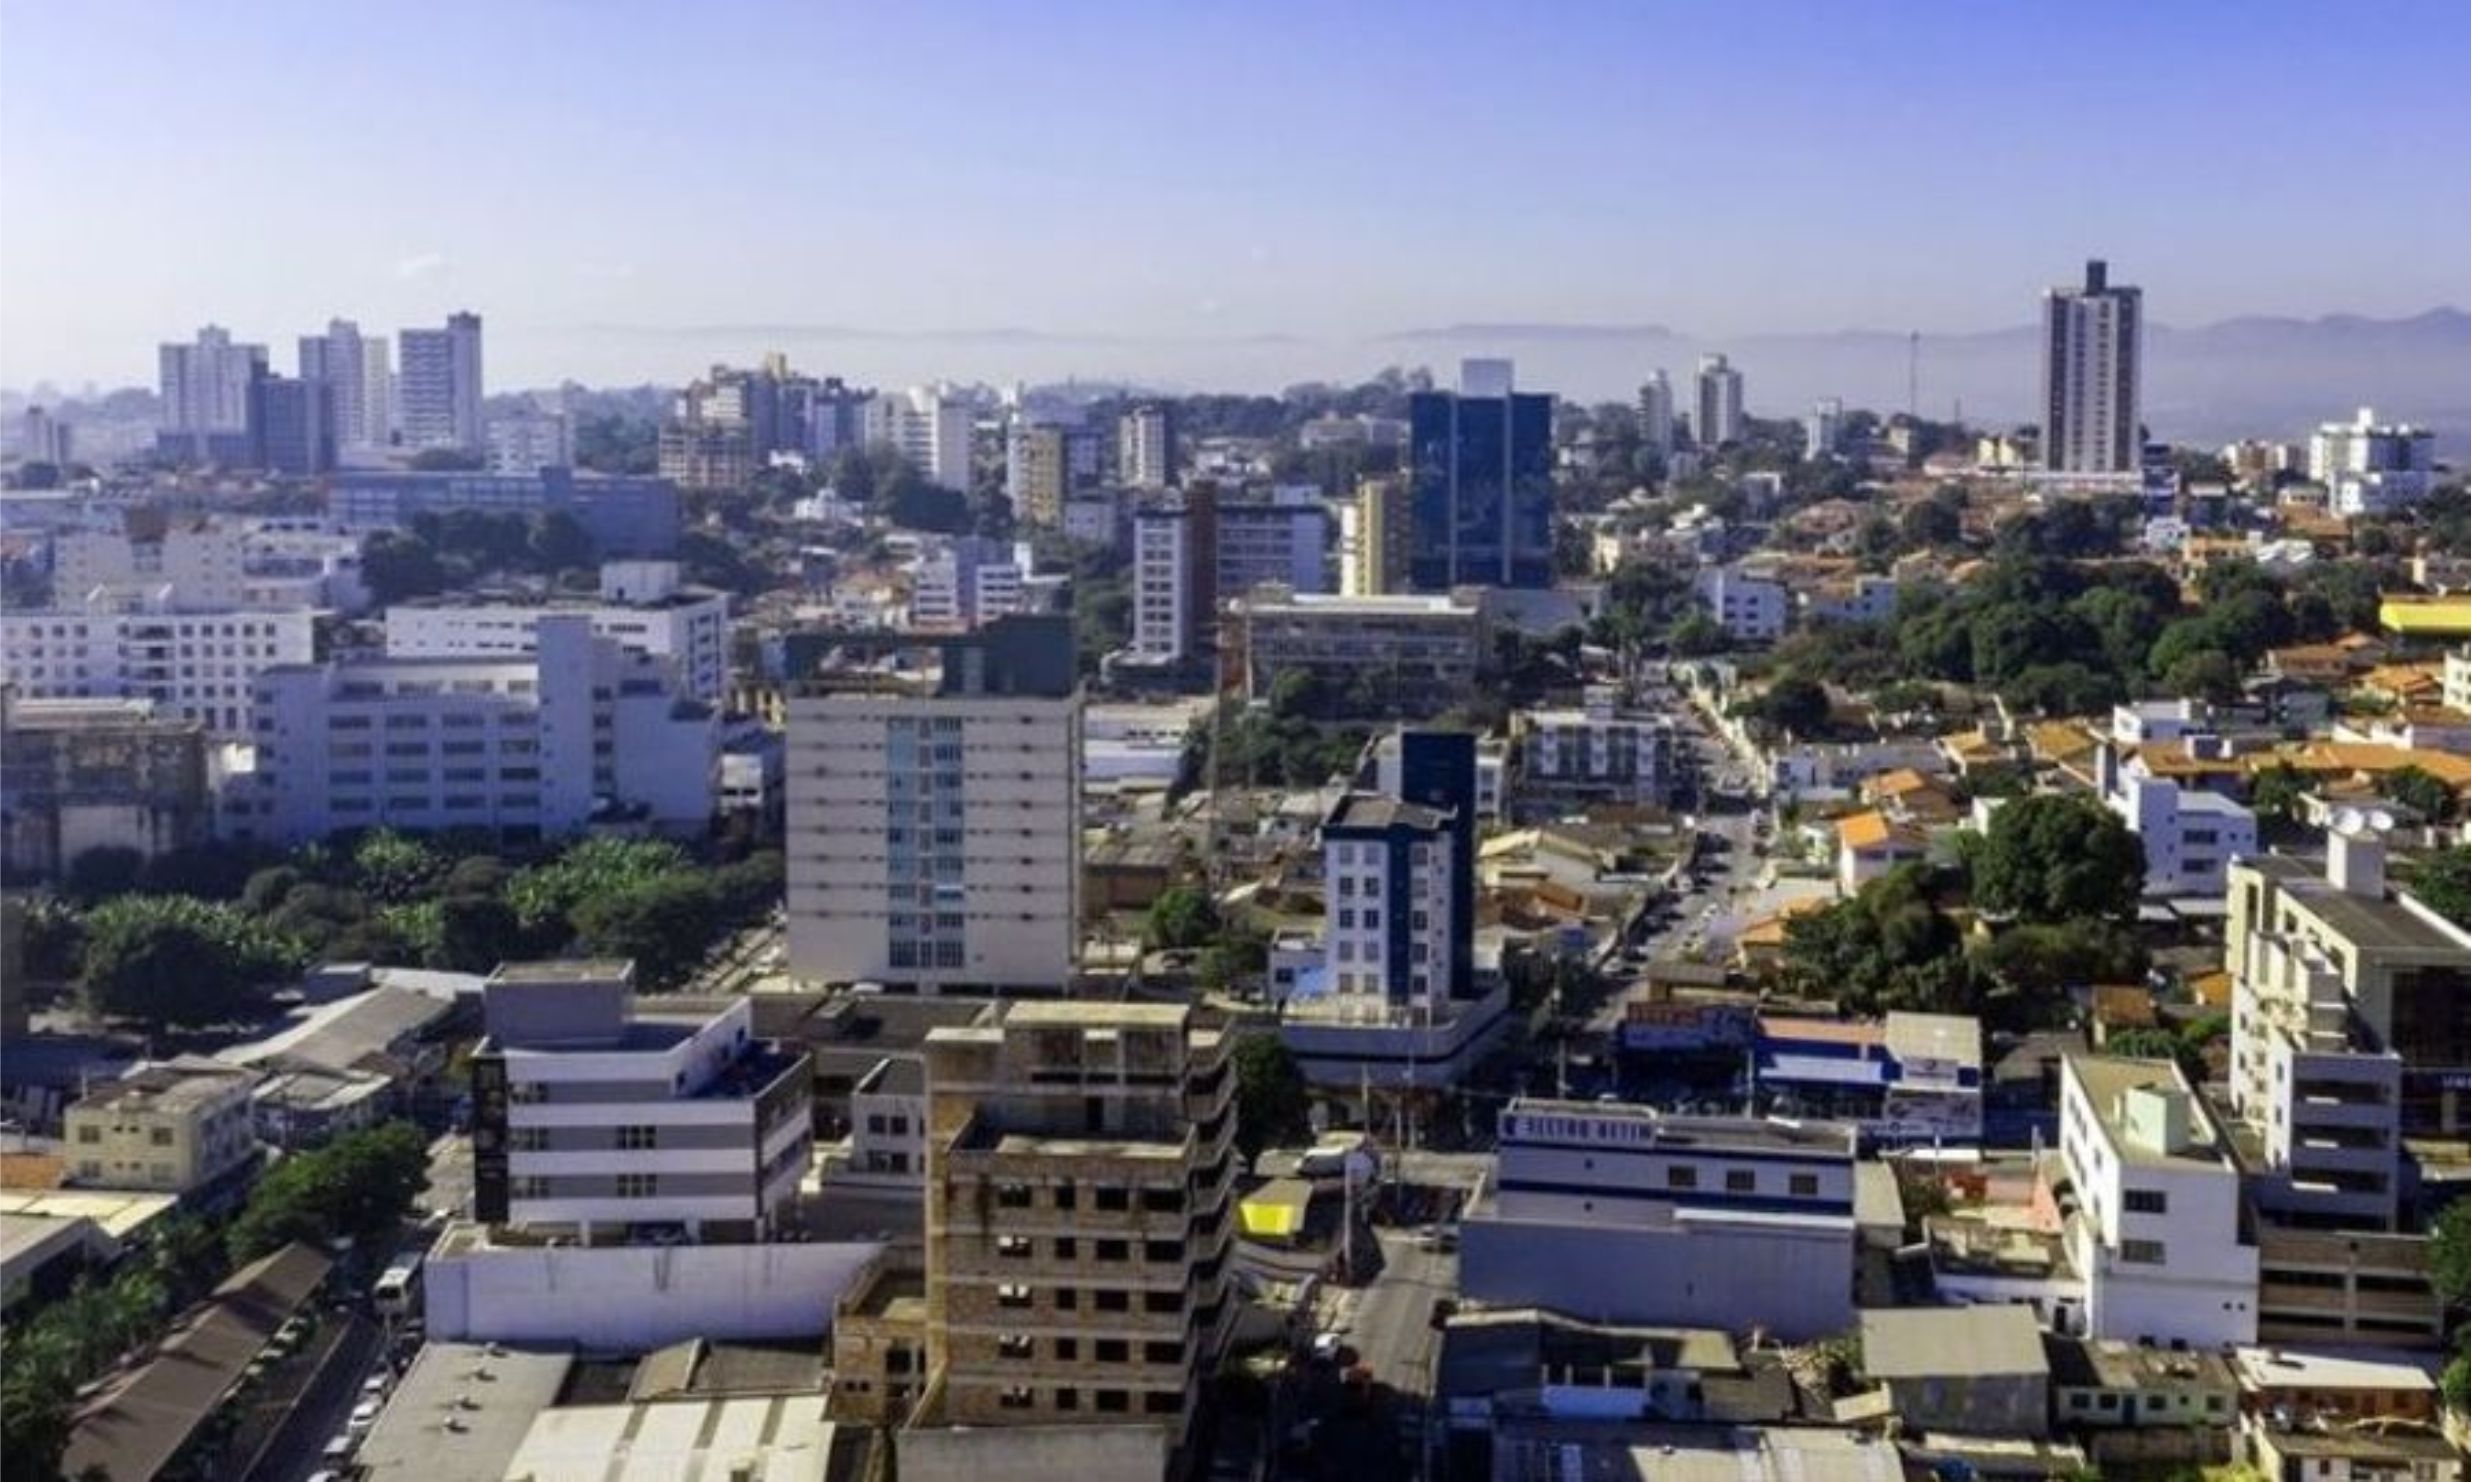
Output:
[{"xmin": 2, "ymin": 0, "xmax": 2465, "ymax": 396}]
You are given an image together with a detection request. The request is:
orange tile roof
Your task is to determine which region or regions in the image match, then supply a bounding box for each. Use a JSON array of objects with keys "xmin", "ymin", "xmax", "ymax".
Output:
[
  {"xmin": 2262, "ymin": 743, "xmax": 2471, "ymax": 790},
  {"xmin": 1867, "ymin": 768, "xmax": 1936, "ymax": 799},
  {"xmin": 2188, "ymin": 970, "xmax": 2233, "ymax": 1009},
  {"xmin": 2093, "ymin": 985, "xmax": 2159, "ymax": 1028},
  {"xmin": 1837, "ymin": 811, "xmax": 1898, "ymax": 848}
]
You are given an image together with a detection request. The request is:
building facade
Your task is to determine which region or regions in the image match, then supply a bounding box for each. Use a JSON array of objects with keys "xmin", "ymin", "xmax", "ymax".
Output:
[
  {"xmin": 2040, "ymin": 259, "xmax": 2142, "ymax": 475},
  {"xmin": 1512, "ymin": 693, "xmax": 1676, "ymax": 810},
  {"xmin": 380, "ymin": 561, "xmax": 730, "ymax": 702},
  {"xmin": 2056, "ymin": 1053, "xmax": 2258, "ymax": 1346},
  {"xmin": 157, "ymin": 325, "xmax": 267, "ymax": 457},
  {"xmin": 1117, "ymin": 403, "xmax": 1176, "ymax": 490},
  {"xmin": 234, "ymin": 614, "xmax": 716, "ymax": 844},
  {"xmin": 469, "ymin": 962, "xmax": 813, "ymax": 1242},
  {"xmin": 486, "ymin": 407, "xmax": 574, "ymax": 475},
  {"xmin": 921, "ymin": 1001, "xmax": 1236, "ymax": 1439},
  {"xmin": 784, "ymin": 617, "xmax": 1083, "ymax": 993},
  {"xmin": 1, "ymin": 594, "xmax": 316, "ymax": 735},
  {"xmin": 397, "ymin": 311, "xmax": 485, "ymax": 452},
  {"xmin": 296, "ymin": 318, "xmax": 390, "ymax": 454},
  {"xmin": 1460, "ymin": 1101, "xmax": 1859, "ymax": 1341},
  {"xmin": 327, "ymin": 469, "xmax": 682, "ymax": 556},
  {"xmin": 1637, "ymin": 371, "xmax": 1676, "ymax": 458},
  {"xmin": 1405, "ymin": 359, "xmax": 1553, "ymax": 589},
  {"xmin": 66, "ymin": 1058, "xmax": 259, "ymax": 1194},
  {"xmin": 1694, "ymin": 354, "xmax": 1744, "ymax": 449},
  {"xmin": 1225, "ymin": 589, "xmax": 1484, "ymax": 714},
  {"xmin": 0, "ymin": 693, "xmax": 212, "ymax": 881},
  {"xmin": 2308, "ymin": 407, "xmax": 2437, "ymax": 517}
]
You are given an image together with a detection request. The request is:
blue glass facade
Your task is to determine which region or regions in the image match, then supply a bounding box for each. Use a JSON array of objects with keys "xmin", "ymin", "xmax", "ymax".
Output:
[{"xmin": 1405, "ymin": 389, "xmax": 1554, "ymax": 589}]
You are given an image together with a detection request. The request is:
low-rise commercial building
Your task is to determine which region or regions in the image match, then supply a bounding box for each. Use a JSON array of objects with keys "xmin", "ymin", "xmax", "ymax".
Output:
[
  {"xmin": 1223, "ymin": 588, "xmax": 1484, "ymax": 716},
  {"xmin": 1511, "ymin": 691, "xmax": 1676, "ymax": 812},
  {"xmin": 469, "ymin": 961, "xmax": 813, "ymax": 1242},
  {"xmin": 329, "ymin": 468, "xmax": 682, "ymax": 556},
  {"xmin": 1459, "ymin": 1100, "xmax": 1857, "ymax": 1341},
  {"xmin": 1859, "ymin": 1305, "xmax": 2051, "ymax": 1438},
  {"xmin": 380, "ymin": 561, "xmax": 730, "ymax": 702},
  {"xmin": 65, "ymin": 1057, "xmax": 258, "ymax": 1195},
  {"xmin": 1753, "ymin": 1012, "xmax": 1984, "ymax": 1145}
]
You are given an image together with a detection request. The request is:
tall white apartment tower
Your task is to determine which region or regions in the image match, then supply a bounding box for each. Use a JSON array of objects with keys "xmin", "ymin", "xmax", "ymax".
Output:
[
  {"xmin": 398, "ymin": 311, "xmax": 485, "ymax": 451},
  {"xmin": 1636, "ymin": 370, "xmax": 1675, "ymax": 457},
  {"xmin": 1119, "ymin": 403, "xmax": 1177, "ymax": 489},
  {"xmin": 1694, "ymin": 354, "xmax": 1744, "ymax": 449},
  {"xmin": 297, "ymin": 319, "xmax": 392, "ymax": 454},
  {"xmin": 158, "ymin": 326, "xmax": 267, "ymax": 438},
  {"xmin": 2040, "ymin": 259, "xmax": 2142, "ymax": 475},
  {"xmin": 784, "ymin": 617, "xmax": 1083, "ymax": 993}
]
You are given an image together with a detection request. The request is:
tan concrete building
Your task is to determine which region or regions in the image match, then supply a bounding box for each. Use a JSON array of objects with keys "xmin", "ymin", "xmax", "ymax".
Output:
[
  {"xmin": 920, "ymin": 1001, "xmax": 1235, "ymax": 1445},
  {"xmin": 66, "ymin": 1058, "xmax": 258, "ymax": 1194},
  {"xmin": 0, "ymin": 691, "xmax": 212, "ymax": 880}
]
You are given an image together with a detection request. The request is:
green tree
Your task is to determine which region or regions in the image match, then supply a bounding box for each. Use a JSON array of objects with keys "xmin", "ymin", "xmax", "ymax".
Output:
[
  {"xmin": 241, "ymin": 864, "xmax": 306, "ymax": 915},
  {"xmin": 572, "ymin": 873, "xmax": 722, "ymax": 989},
  {"xmin": 80, "ymin": 896, "xmax": 306, "ymax": 1033},
  {"xmin": 507, "ymin": 837, "xmax": 692, "ymax": 932},
  {"xmin": 361, "ymin": 529, "xmax": 447, "ymax": 604},
  {"xmin": 2430, "ymin": 1199, "xmax": 2468, "ymax": 1306},
  {"xmin": 2163, "ymin": 650, "xmax": 2242, "ymax": 706},
  {"xmin": 1973, "ymin": 794, "xmax": 2146, "ymax": 924},
  {"xmin": 435, "ymin": 895, "xmax": 524, "ymax": 974},
  {"xmin": 2250, "ymin": 762, "xmax": 2312, "ymax": 826},
  {"xmin": 349, "ymin": 827, "xmax": 444, "ymax": 903},
  {"xmin": 2404, "ymin": 848, "xmax": 2470, "ymax": 930},
  {"xmin": 528, "ymin": 509, "xmax": 597, "ymax": 572},
  {"xmin": 1970, "ymin": 918, "xmax": 2147, "ymax": 1000},
  {"xmin": 226, "ymin": 1121, "xmax": 430, "ymax": 1263},
  {"xmin": 2386, "ymin": 765, "xmax": 2458, "ymax": 824},
  {"xmin": 2104, "ymin": 1027, "xmax": 2183, "ymax": 1061},
  {"xmin": 1231, "ymin": 1032, "xmax": 1310, "ymax": 1158},
  {"xmin": 1144, "ymin": 885, "xmax": 1220, "ymax": 951},
  {"xmin": 1748, "ymin": 676, "xmax": 1831, "ymax": 737},
  {"xmin": 1778, "ymin": 865, "xmax": 1972, "ymax": 1015}
]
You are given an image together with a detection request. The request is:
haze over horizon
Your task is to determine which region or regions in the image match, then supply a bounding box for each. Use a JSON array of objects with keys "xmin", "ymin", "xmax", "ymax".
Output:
[{"xmin": 3, "ymin": 0, "xmax": 2465, "ymax": 423}]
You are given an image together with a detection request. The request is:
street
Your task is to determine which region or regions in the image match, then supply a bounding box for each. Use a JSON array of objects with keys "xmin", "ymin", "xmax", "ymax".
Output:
[{"xmin": 1345, "ymin": 1230, "xmax": 1456, "ymax": 1397}]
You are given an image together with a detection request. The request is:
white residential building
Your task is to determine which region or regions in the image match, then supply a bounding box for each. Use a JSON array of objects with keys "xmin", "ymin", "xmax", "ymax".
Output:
[
  {"xmin": 2040, "ymin": 259, "xmax": 2143, "ymax": 475},
  {"xmin": 64, "ymin": 1058, "xmax": 259, "ymax": 1195},
  {"xmin": 297, "ymin": 319, "xmax": 391, "ymax": 454},
  {"xmin": 397, "ymin": 312, "xmax": 484, "ymax": 451},
  {"xmin": 1118, "ymin": 402, "xmax": 1176, "ymax": 489},
  {"xmin": 1130, "ymin": 503, "xmax": 1198, "ymax": 664},
  {"xmin": 157, "ymin": 326, "xmax": 266, "ymax": 441},
  {"xmin": 52, "ymin": 517, "xmax": 251, "ymax": 608},
  {"xmin": 844, "ymin": 1056, "xmax": 926, "ymax": 1186},
  {"xmin": 1637, "ymin": 371, "xmax": 1675, "ymax": 457},
  {"xmin": 1694, "ymin": 563, "xmax": 1788, "ymax": 643},
  {"xmin": 784, "ymin": 617, "xmax": 1082, "ymax": 992},
  {"xmin": 472, "ymin": 962, "xmax": 812, "ymax": 1242},
  {"xmin": 1694, "ymin": 354, "xmax": 1744, "ymax": 448},
  {"xmin": 866, "ymin": 386, "xmax": 974, "ymax": 491},
  {"xmin": 1318, "ymin": 792, "xmax": 1458, "ymax": 1015},
  {"xmin": 2228, "ymin": 826, "xmax": 2472, "ymax": 1229},
  {"xmin": 1, "ymin": 593, "xmax": 316, "ymax": 734},
  {"xmin": 380, "ymin": 561, "xmax": 730, "ymax": 702},
  {"xmin": 2098, "ymin": 744, "xmax": 2258, "ymax": 898},
  {"xmin": 1806, "ymin": 397, "xmax": 1843, "ymax": 459},
  {"xmin": 2057, "ymin": 1053, "xmax": 2258, "ymax": 1347},
  {"xmin": 906, "ymin": 537, "xmax": 1034, "ymax": 633},
  {"xmin": 1512, "ymin": 690, "xmax": 1675, "ymax": 809},
  {"xmin": 1801, "ymin": 573, "xmax": 1900, "ymax": 627},
  {"xmin": 233, "ymin": 614, "xmax": 716, "ymax": 844},
  {"xmin": 485, "ymin": 407, "xmax": 574, "ymax": 474},
  {"xmin": 2309, "ymin": 407, "xmax": 2437, "ymax": 516}
]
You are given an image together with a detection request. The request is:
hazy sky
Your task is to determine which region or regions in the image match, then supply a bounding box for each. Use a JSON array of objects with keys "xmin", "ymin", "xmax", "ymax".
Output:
[{"xmin": 3, "ymin": 0, "xmax": 2465, "ymax": 392}]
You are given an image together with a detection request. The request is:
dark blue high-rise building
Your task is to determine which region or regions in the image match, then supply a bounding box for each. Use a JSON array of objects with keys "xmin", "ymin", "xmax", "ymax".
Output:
[{"xmin": 1405, "ymin": 358, "xmax": 1554, "ymax": 590}]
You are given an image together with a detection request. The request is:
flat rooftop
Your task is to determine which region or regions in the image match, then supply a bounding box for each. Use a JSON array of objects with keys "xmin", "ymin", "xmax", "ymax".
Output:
[
  {"xmin": 1861, "ymin": 1305, "xmax": 2048, "ymax": 1380},
  {"xmin": 503, "ymin": 1394, "xmax": 837, "ymax": 1482},
  {"xmin": 491, "ymin": 959, "xmax": 636, "ymax": 985},
  {"xmin": 351, "ymin": 1341, "xmax": 575, "ymax": 1482},
  {"xmin": 2248, "ymin": 854, "xmax": 2469, "ymax": 957},
  {"xmin": 1000, "ymin": 1000, "xmax": 1192, "ymax": 1030},
  {"xmin": 2067, "ymin": 1053, "xmax": 2231, "ymax": 1171},
  {"xmin": 1325, "ymin": 792, "xmax": 1452, "ymax": 833},
  {"xmin": 74, "ymin": 1059, "xmax": 253, "ymax": 1115}
]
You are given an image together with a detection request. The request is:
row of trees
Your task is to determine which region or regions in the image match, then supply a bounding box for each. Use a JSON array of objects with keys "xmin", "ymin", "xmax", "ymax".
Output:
[
  {"xmin": 362, "ymin": 507, "xmax": 599, "ymax": 604},
  {"xmin": 1, "ymin": 1122, "xmax": 430, "ymax": 1478},
  {"xmin": 47, "ymin": 831, "xmax": 781, "ymax": 1037}
]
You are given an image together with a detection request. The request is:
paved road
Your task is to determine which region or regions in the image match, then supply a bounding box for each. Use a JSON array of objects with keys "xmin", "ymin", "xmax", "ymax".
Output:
[
  {"xmin": 423, "ymin": 1132, "xmax": 472, "ymax": 1220},
  {"xmin": 1347, "ymin": 1231, "xmax": 1456, "ymax": 1399},
  {"xmin": 244, "ymin": 1310, "xmax": 385, "ymax": 1482}
]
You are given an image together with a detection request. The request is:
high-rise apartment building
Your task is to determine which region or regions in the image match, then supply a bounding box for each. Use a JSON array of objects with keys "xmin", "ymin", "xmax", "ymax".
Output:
[
  {"xmin": 2040, "ymin": 259, "xmax": 2142, "ymax": 475},
  {"xmin": 397, "ymin": 311, "xmax": 485, "ymax": 451},
  {"xmin": 1637, "ymin": 370, "xmax": 1675, "ymax": 457},
  {"xmin": 1006, "ymin": 422, "xmax": 1097, "ymax": 526},
  {"xmin": 17, "ymin": 406, "xmax": 73, "ymax": 466},
  {"xmin": 469, "ymin": 961, "xmax": 813, "ymax": 1243},
  {"xmin": 247, "ymin": 373, "xmax": 336, "ymax": 475},
  {"xmin": 1128, "ymin": 492, "xmax": 1213, "ymax": 667},
  {"xmin": 1806, "ymin": 396, "xmax": 1844, "ymax": 459},
  {"xmin": 1694, "ymin": 353, "xmax": 1744, "ymax": 449},
  {"xmin": 297, "ymin": 319, "xmax": 391, "ymax": 452},
  {"xmin": 2308, "ymin": 407, "xmax": 2437, "ymax": 516},
  {"xmin": 485, "ymin": 406, "xmax": 573, "ymax": 474},
  {"xmin": 1404, "ymin": 358, "xmax": 1554, "ymax": 590},
  {"xmin": 784, "ymin": 617, "xmax": 1082, "ymax": 992},
  {"xmin": 1348, "ymin": 475, "xmax": 1412, "ymax": 596},
  {"xmin": 919, "ymin": 1000, "xmax": 1235, "ymax": 1440},
  {"xmin": 1117, "ymin": 403, "xmax": 1177, "ymax": 490},
  {"xmin": 157, "ymin": 326, "xmax": 268, "ymax": 463}
]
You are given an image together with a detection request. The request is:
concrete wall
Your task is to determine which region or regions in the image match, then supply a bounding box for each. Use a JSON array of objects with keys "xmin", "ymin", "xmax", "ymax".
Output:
[
  {"xmin": 1459, "ymin": 1213, "xmax": 1852, "ymax": 1342},
  {"xmin": 424, "ymin": 1238, "xmax": 881, "ymax": 1350}
]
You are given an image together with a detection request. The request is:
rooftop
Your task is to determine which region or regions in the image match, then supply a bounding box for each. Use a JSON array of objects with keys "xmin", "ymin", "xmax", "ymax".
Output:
[
  {"xmin": 2044, "ymin": 1334, "xmax": 2235, "ymax": 1391},
  {"xmin": 1883, "ymin": 1011, "xmax": 1982, "ymax": 1068},
  {"xmin": 2244, "ymin": 854, "xmax": 2470, "ymax": 958},
  {"xmin": 2066, "ymin": 1053, "xmax": 2230, "ymax": 1171},
  {"xmin": 492, "ymin": 959, "xmax": 636, "ymax": 985},
  {"xmin": 73, "ymin": 1057, "xmax": 254, "ymax": 1116},
  {"xmin": 1000, "ymin": 1000, "xmax": 1193, "ymax": 1030},
  {"xmin": 1324, "ymin": 791, "xmax": 1452, "ymax": 834},
  {"xmin": 2231, "ymin": 1345, "xmax": 2439, "ymax": 1394},
  {"xmin": 351, "ymin": 1342, "xmax": 575, "ymax": 1482},
  {"xmin": 503, "ymin": 1394, "xmax": 840, "ymax": 1482},
  {"xmin": 1860, "ymin": 1304, "xmax": 2049, "ymax": 1380},
  {"xmin": 1231, "ymin": 589, "xmax": 1477, "ymax": 616},
  {"xmin": 1504, "ymin": 1098, "xmax": 1859, "ymax": 1159}
]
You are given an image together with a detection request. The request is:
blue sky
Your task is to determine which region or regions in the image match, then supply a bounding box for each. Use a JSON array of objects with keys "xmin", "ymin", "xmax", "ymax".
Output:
[{"xmin": 2, "ymin": 0, "xmax": 2464, "ymax": 391}]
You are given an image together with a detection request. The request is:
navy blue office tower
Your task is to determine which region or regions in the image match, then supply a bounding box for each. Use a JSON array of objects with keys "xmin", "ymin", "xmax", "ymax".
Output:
[{"xmin": 1405, "ymin": 386, "xmax": 1554, "ymax": 589}]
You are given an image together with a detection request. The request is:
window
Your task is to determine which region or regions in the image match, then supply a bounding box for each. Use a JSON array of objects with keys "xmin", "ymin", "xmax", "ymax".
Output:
[
  {"xmin": 616, "ymin": 1173, "xmax": 658, "ymax": 1199},
  {"xmin": 996, "ymin": 1284, "xmax": 1033, "ymax": 1308},
  {"xmin": 76, "ymin": 1126, "xmax": 99, "ymax": 1144},
  {"xmin": 1665, "ymin": 1165, "xmax": 1698, "ymax": 1190},
  {"xmin": 1053, "ymin": 1338, "xmax": 1077, "ymax": 1361},
  {"xmin": 2120, "ymin": 1238, "xmax": 2167, "ymax": 1265},
  {"xmin": 1789, "ymin": 1173, "xmax": 1819, "ymax": 1197},
  {"xmin": 997, "ymin": 1182, "xmax": 1033, "ymax": 1208},
  {"xmin": 997, "ymin": 1235, "xmax": 1032, "ymax": 1258},
  {"xmin": 1094, "ymin": 1390, "xmax": 1129, "ymax": 1414},
  {"xmin": 1053, "ymin": 1183, "xmax": 1077, "ymax": 1210},
  {"xmin": 1144, "ymin": 1340, "xmax": 1182, "ymax": 1364},
  {"xmin": 514, "ymin": 1175, "xmax": 551, "ymax": 1200},
  {"xmin": 1094, "ymin": 1186, "xmax": 1130, "ymax": 1212},
  {"xmin": 513, "ymin": 1127, "xmax": 549, "ymax": 1152},
  {"xmin": 616, "ymin": 1125, "xmax": 659, "ymax": 1151},
  {"xmin": 998, "ymin": 1387, "xmax": 1035, "ymax": 1410},
  {"xmin": 1052, "ymin": 1238, "xmax": 1078, "ymax": 1259},
  {"xmin": 1725, "ymin": 1170, "xmax": 1755, "ymax": 1193},
  {"xmin": 1144, "ymin": 1392, "xmax": 1182, "ymax": 1415},
  {"xmin": 998, "ymin": 1334, "xmax": 1034, "ymax": 1358},
  {"xmin": 1096, "ymin": 1239, "xmax": 1129, "ymax": 1262},
  {"xmin": 1095, "ymin": 1339, "xmax": 1128, "ymax": 1363},
  {"xmin": 2122, "ymin": 1188, "xmax": 2168, "ymax": 1215},
  {"xmin": 1093, "ymin": 1289, "xmax": 1129, "ymax": 1313}
]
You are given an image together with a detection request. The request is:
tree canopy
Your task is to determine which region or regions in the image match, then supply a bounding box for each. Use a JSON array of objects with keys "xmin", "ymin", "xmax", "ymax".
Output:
[
  {"xmin": 1231, "ymin": 1032, "xmax": 1310, "ymax": 1158},
  {"xmin": 80, "ymin": 896, "xmax": 308, "ymax": 1033},
  {"xmin": 1972, "ymin": 794, "xmax": 2146, "ymax": 924}
]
